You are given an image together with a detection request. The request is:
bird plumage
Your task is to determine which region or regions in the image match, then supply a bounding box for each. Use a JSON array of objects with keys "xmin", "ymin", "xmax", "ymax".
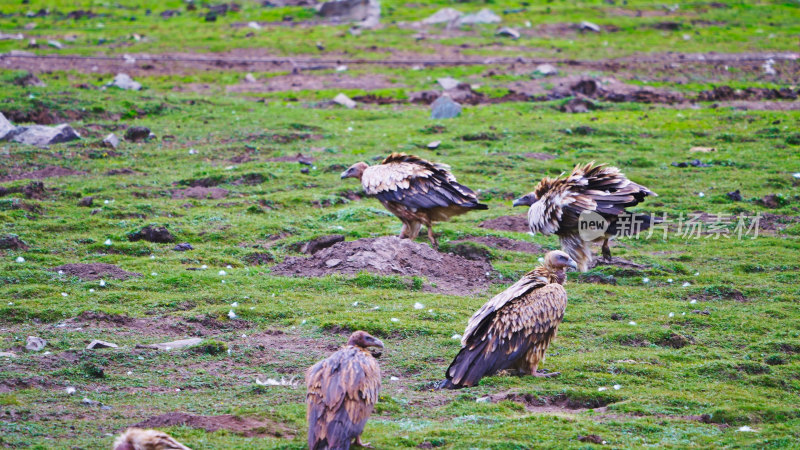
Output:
[
  {"xmin": 113, "ymin": 428, "xmax": 191, "ymax": 450},
  {"xmin": 306, "ymin": 331, "xmax": 383, "ymax": 450},
  {"xmin": 442, "ymin": 251, "xmax": 576, "ymax": 389},
  {"xmin": 514, "ymin": 162, "xmax": 656, "ymax": 271},
  {"xmin": 342, "ymin": 153, "xmax": 487, "ymax": 248}
]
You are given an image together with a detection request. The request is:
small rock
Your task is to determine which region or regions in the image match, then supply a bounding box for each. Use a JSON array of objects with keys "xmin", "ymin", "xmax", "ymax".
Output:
[
  {"xmin": 65, "ymin": 386, "xmax": 76, "ymax": 394},
  {"xmin": 173, "ymin": 242, "xmax": 193, "ymax": 251},
  {"xmin": 244, "ymin": 73, "xmax": 257, "ymax": 83},
  {"xmin": 325, "ymin": 258, "xmax": 342, "ymax": 268},
  {"xmin": 456, "ymin": 8, "xmax": 501, "ymax": 26},
  {"xmin": 534, "ymin": 63, "xmax": 558, "ymax": 76},
  {"xmin": 690, "ymin": 146, "xmax": 716, "ymax": 153},
  {"xmin": 437, "ymin": 76, "xmax": 460, "ymax": 90},
  {"xmin": 124, "ymin": 126, "xmax": 151, "ymax": 142},
  {"xmin": 760, "ymin": 194, "xmax": 783, "ymax": 209},
  {"xmin": 420, "ymin": 8, "xmax": 462, "ymax": 25},
  {"xmin": 0, "ymin": 113, "xmax": 15, "ymax": 140},
  {"xmin": 136, "ymin": 338, "xmax": 203, "ymax": 351},
  {"xmin": 25, "ymin": 336, "xmax": 46, "ymax": 351},
  {"xmin": 127, "ymin": 225, "xmax": 175, "ymax": 243},
  {"xmin": 86, "ymin": 340, "xmax": 118, "ymax": 349},
  {"xmin": 81, "ymin": 397, "xmax": 98, "ymax": 406},
  {"xmin": 495, "ymin": 27, "xmax": 520, "ymax": 39},
  {"xmin": 77, "ymin": 196, "xmax": 94, "ymax": 207},
  {"xmin": 12, "ymin": 72, "xmax": 46, "ymax": 87},
  {"xmin": 302, "ymin": 235, "xmax": 345, "ymax": 254},
  {"xmin": 0, "ymin": 33, "xmax": 24, "ymax": 40},
  {"xmin": 561, "ymin": 97, "xmax": 595, "ymax": 113},
  {"xmin": 102, "ymin": 133, "xmax": 119, "ymax": 149},
  {"xmin": 47, "ymin": 39, "xmax": 63, "ymax": 49},
  {"xmin": 430, "ymin": 95, "xmax": 462, "ymax": 119},
  {"xmin": 579, "ymin": 21, "xmax": 601, "ymax": 32},
  {"xmin": 333, "ymin": 93, "xmax": 357, "ymax": 108},
  {"xmin": 726, "ymin": 190, "xmax": 742, "ymax": 201},
  {"xmin": 427, "ymin": 140, "xmax": 441, "ymax": 149},
  {"xmin": 0, "ymin": 351, "xmax": 17, "ymax": 358},
  {"xmin": 247, "ymin": 21, "xmax": 261, "ymax": 30},
  {"xmin": 108, "ymin": 73, "xmax": 142, "ymax": 91},
  {"xmin": 8, "ymin": 124, "xmax": 81, "ymax": 148}
]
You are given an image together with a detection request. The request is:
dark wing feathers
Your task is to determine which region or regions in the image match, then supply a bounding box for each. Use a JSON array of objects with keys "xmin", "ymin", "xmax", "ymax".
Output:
[
  {"xmin": 306, "ymin": 347, "xmax": 380, "ymax": 450},
  {"xmin": 361, "ymin": 153, "xmax": 487, "ymax": 212}
]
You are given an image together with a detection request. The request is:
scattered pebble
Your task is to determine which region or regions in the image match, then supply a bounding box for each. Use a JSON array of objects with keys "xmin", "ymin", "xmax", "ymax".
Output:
[
  {"xmin": 188, "ymin": 148, "xmax": 198, "ymax": 155},
  {"xmin": 694, "ymin": 272, "xmax": 700, "ymax": 276},
  {"xmin": 698, "ymin": 192, "xmax": 705, "ymax": 197},
  {"xmin": 151, "ymin": 272, "xmax": 157, "ymax": 276},
  {"xmin": 390, "ymin": 376, "xmax": 399, "ymax": 381},
  {"xmin": 15, "ymin": 256, "xmax": 25, "ymax": 263},
  {"xmin": 642, "ymin": 277, "xmax": 649, "ymax": 283},
  {"xmin": 226, "ymin": 265, "xmax": 232, "ymax": 269},
  {"xmin": 476, "ymin": 396, "xmax": 491, "ymax": 403},
  {"xmin": 628, "ymin": 321, "xmax": 637, "ymax": 326},
  {"xmin": 231, "ymin": 302, "xmax": 238, "ymax": 307},
  {"xmin": 667, "ymin": 278, "xmax": 673, "ymax": 283},
  {"xmin": 737, "ymin": 426, "xmax": 756, "ymax": 432},
  {"xmin": 352, "ymin": 301, "xmax": 359, "ymax": 306},
  {"xmin": 201, "ymin": 264, "xmax": 208, "ymax": 269},
  {"xmin": 669, "ymin": 312, "xmax": 675, "ymax": 317},
  {"xmin": 451, "ymin": 334, "xmax": 462, "ymax": 340},
  {"xmin": 613, "ymin": 384, "xmax": 621, "ymax": 390},
  {"xmin": 61, "ymin": 292, "xmax": 68, "ymax": 297},
  {"xmin": 682, "ymin": 282, "xmax": 691, "ymax": 287},
  {"xmin": 99, "ymin": 280, "xmax": 106, "ymax": 287},
  {"xmin": 218, "ymin": 270, "xmax": 227, "ymax": 276},
  {"xmin": 390, "ymin": 318, "xmax": 399, "ymax": 322},
  {"xmin": 228, "ymin": 310, "xmax": 237, "ymax": 319},
  {"xmin": 104, "ymin": 239, "xmax": 112, "ymax": 246},
  {"xmin": 537, "ymin": 257, "xmax": 544, "ymax": 263},
  {"xmin": 414, "ymin": 302, "xmax": 425, "ymax": 310},
  {"xmin": 301, "ymin": 319, "xmax": 307, "ymax": 325},
  {"xmin": 65, "ymin": 387, "xmax": 76, "ymax": 395},
  {"xmin": 127, "ymin": 371, "xmax": 133, "ymax": 375},
  {"xmin": 598, "ymin": 387, "xmax": 608, "ymax": 391},
  {"xmin": 89, "ymin": 288, "xmax": 95, "ymax": 293}
]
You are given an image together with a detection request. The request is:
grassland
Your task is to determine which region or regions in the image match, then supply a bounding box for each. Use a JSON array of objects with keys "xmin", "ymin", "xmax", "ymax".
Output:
[{"xmin": 1, "ymin": 0, "xmax": 799, "ymax": 448}]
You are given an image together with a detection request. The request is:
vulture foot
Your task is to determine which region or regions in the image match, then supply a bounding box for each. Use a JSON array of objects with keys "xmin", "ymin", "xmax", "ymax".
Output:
[
  {"xmin": 354, "ymin": 437, "xmax": 373, "ymax": 448},
  {"xmin": 532, "ymin": 370, "xmax": 560, "ymax": 378},
  {"xmin": 601, "ymin": 239, "xmax": 612, "ymax": 260}
]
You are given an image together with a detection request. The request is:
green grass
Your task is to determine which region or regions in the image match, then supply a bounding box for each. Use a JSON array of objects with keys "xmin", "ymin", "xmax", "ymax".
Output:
[{"xmin": 1, "ymin": 0, "xmax": 800, "ymax": 448}]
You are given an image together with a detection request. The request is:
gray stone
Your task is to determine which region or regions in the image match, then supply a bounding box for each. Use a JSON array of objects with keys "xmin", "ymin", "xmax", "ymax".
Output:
[
  {"xmin": 420, "ymin": 8, "xmax": 462, "ymax": 25},
  {"xmin": 360, "ymin": 0, "xmax": 381, "ymax": 28},
  {"xmin": 325, "ymin": 258, "xmax": 342, "ymax": 268},
  {"xmin": 333, "ymin": 93, "xmax": 357, "ymax": 109},
  {"xmin": 77, "ymin": 196, "xmax": 94, "ymax": 207},
  {"xmin": 124, "ymin": 126, "xmax": 151, "ymax": 142},
  {"xmin": 244, "ymin": 73, "xmax": 257, "ymax": 83},
  {"xmin": 437, "ymin": 77, "xmax": 460, "ymax": 90},
  {"xmin": 0, "ymin": 351, "xmax": 17, "ymax": 358},
  {"xmin": 136, "ymin": 338, "xmax": 203, "ymax": 351},
  {"xmin": 0, "ymin": 33, "xmax": 24, "ymax": 40},
  {"xmin": 47, "ymin": 40, "xmax": 63, "ymax": 49},
  {"xmin": 579, "ymin": 21, "xmax": 601, "ymax": 32},
  {"xmin": 534, "ymin": 63, "xmax": 559, "ymax": 76},
  {"xmin": 561, "ymin": 97, "xmax": 595, "ymax": 113},
  {"xmin": 430, "ymin": 95, "xmax": 462, "ymax": 119},
  {"xmin": 26, "ymin": 336, "xmax": 46, "ymax": 352},
  {"xmin": 427, "ymin": 140, "xmax": 441, "ymax": 149},
  {"xmin": 456, "ymin": 9, "xmax": 501, "ymax": 26},
  {"xmin": 496, "ymin": 27, "xmax": 520, "ymax": 39},
  {"xmin": 10, "ymin": 124, "xmax": 81, "ymax": 148},
  {"xmin": 81, "ymin": 397, "xmax": 99, "ymax": 406},
  {"xmin": 319, "ymin": 0, "xmax": 369, "ymax": 21},
  {"xmin": 108, "ymin": 73, "xmax": 142, "ymax": 91},
  {"xmin": 86, "ymin": 340, "xmax": 118, "ymax": 349},
  {"xmin": 102, "ymin": 133, "xmax": 119, "ymax": 149},
  {"xmin": 0, "ymin": 113, "xmax": 14, "ymax": 140}
]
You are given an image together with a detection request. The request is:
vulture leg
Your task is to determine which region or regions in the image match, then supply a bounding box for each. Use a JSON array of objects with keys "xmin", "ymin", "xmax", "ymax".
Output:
[
  {"xmin": 354, "ymin": 436, "xmax": 373, "ymax": 448},
  {"xmin": 601, "ymin": 238, "xmax": 612, "ymax": 260},
  {"xmin": 426, "ymin": 226, "xmax": 438, "ymax": 249},
  {"xmin": 406, "ymin": 221, "xmax": 422, "ymax": 240},
  {"xmin": 399, "ymin": 221, "xmax": 410, "ymax": 239}
]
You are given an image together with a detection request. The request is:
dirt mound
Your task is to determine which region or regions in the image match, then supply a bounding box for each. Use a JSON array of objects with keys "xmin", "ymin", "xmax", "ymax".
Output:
[
  {"xmin": 105, "ymin": 168, "xmax": 139, "ymax": 176},
  {"xmin": 478, "ymin": 215, "xmax": 529, "ymax": 233},
  {"xmin": 0, "ymin": 234, "xmax": 29, "ymax": 250},
  {"xmin": 697, "ymin": 86, "xmax": 798, "ymax": 102},
  {"xmin": 131, "ymin": 413, "xmax": 293, "ymax": 438},
  {"xmin": 128, "ymin": 225, "xmax": 176, "ymax": 243},
  {"xmin": 453, "ymin": 236, "xmax": 544, "ymax": 254},
  {"xmin": 172, "ymin": 187, "xmax": 229, "ymax": 199},
  {"xmin": 271, "ymin": 236, "xmax": 496, "ymax": 295},
  {"xmin": 0, "ymin": 166, "xmax": 84, "ymax": 182},
  {"xmin": 50, "ymin": 263, "xmax": 142, "ymax": 281},
  {"xmin": 266, "ymin": 152, "xmax": 315, "ymax": 163},
  {"xmin": 489, "ymin": 391, "xmax": 615, "ymax": 412},
  {"xmin": 590, "ymin": 257, "xmax": 647, "ymax": 270}
]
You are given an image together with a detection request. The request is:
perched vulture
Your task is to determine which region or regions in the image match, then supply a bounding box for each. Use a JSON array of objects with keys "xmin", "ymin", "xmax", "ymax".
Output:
[
  {"xmin": 113, "ymin": 428, "xmax": 191, "ymax": 450},
  {"xmin": 513, "ymin": 162, "xmax": 657, "ymax": 271},
  {"xmin": 440, "ymin": 250, "xmax": 577, "ymax": 389},
  {"xmin": 341, "ymin": 153, "xmax": 487, "ymax": 248},
  {"xmin": 306, "ymin": 330, "xmax": 384, "ymax": 450}
]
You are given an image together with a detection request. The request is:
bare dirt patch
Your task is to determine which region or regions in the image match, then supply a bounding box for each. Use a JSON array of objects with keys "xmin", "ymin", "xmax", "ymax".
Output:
[
  {"xmin": 590, "ymin": 257, "xmax": 648, "ymax": 270},
  {"xmin": 227, "ymin": 73, "xmax": 402, "ymax": 93},
  {"xmin": 271, "ymin": 236, "xmax": 496, "ymax": 295},
  {"xmin": 67, "ymin": 311, "xmax": 251, "ymax": 337},
  {"xmin": 488, "ymin": 391, "xmax": 615, "ymax": 413},
  {"xmin": 0, "ymin": 166, "xmax": 84, "ymax": 182},
  {"xmin": 523, "ymin": 152, "xmax": 556, "ymax": 160},
  {"xmin": 131, "ymin": 412, "xmax": 293, "ymax": 438},
  {"xmin": 453, "ymin": 236, "xmax": 544, "ymax": 254},
  {"xmin": 758, "ymin": 214, "xmax": 800, "ymax": 233},
  {"xmin": 0, "ymin": 234, "xmax": 29, "ymax": 250},
  {"xmin": 172, "ymin": 187, "xmax": 229, "ymax": 200},
  {"xmin": 478, "ymin": 215, "xmax": 529, "ymax": 233},
  {"xmin": 49, "ymin": 263, "xmax": 142, "ymax": 281},
  {"xmin": 266, "ymin": 152, "xmax": 315, "ymax": 163}
]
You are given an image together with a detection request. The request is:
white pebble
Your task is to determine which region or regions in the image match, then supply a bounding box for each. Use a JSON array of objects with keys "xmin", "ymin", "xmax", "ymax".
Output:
[
  {"xmin": 451, "ymin": 334, "xmax": 462, "ymax": 340},
  {"xmin": 598, "ymin": 387, "xmax": 608, "ymax": 391},
  {"xmin": 58, "ymin": 270, "xmax": 64, "ymax": 274},
  {"xmin": 65, "ymin": 387, "xmax": 76, "ymax": 395},
  {"xmin": 89, "ymin": 288, "xmax": 95, "ymax": 293},
  {"xmin": 413, "ymin": 302, "xmax": 424, "ymax": 310},
  {"xmin": 221, "ymin": 280, "xmax": 226, "ymax": 284},
  {"xmin": 188, "ymin": 148, "xmax": 197, "ymax": 155},
  {"xmin": 690, "ymin": 299, "xmax": 697, "ymax": 304},
  {"xmin": 61, "ymin": 292, "xmax": 68, "ymax": 297},
  {"xmin": 126, "ymin": 371, "xmax": 133, "ymax": 375},
  {"xmin": 391, "ymin": 318, "xmax": 399, "ymax": 322},
  {"xmin": 669, "ymin": 312, "xmax": 674, "ymax": 317},
  {"xmin": 99, "ymin": 280, "xmax": 106, "ymax": 287},
  {"xmin": 537, "ymin": 257, "xmax": 544, "ymax": 263},
  {"xmin": 231, "ymin": 302, "xmax": 238, "ymax": 307},
  {"xmin": 628, "ymin": 321, "xmax": 637, "ymax": 326},
  {"xmin": 793, "ymin": 173, "xmax": 800, "ymax": 179},
  {"xmin": 15, "ymin": 256, "xmax": 25, "ymax": 263},
  {"xmin": 301, "ymin": 319, "xmax": 307, "ymax": 325},
  {"xmin": 226, "ymin": 265, "xmax": 232, "ymax": 269},
  {"xmin": 241, "ymin": 334, "xmax": 247, "ymax": 338},
  {"xmin": 737, "ymin": 426, "xmax": 755, "ymax": 432},
  {"xmin": 176, "ymin": 388, "xmax": 181, "ymax": 392},
  {"xmin": 372, "ymin": 306, "xmax": 380, "ymax": 310},
  {"xmin": 390, "ymin": 376, "xmax": 399, "ymax": 381},
  {"xmin": 7, "ymin": 302, "xmax": 12, "ymax": 305},
  {"xmin": 694, "ymin": 272, "xmax": 699, "ymax": 276},
  {"xmin": 151, "ymin": 272, "xmax": 157, "ymax": 276},
  {"xmin": 642, "ymin": 277, "xmax": 649, "ymax": 283},
  {"xmin": 682, "ymin": 282, "xmax": 691, "ymax": 287},
  {"xmin": 104, "ymin": 199, "xmax": 109, "ymax": 204},
  {"xmin": 218, "ymin": 270, "xmax": 227, "ymax": 276},
  {"xmin": 352, "ymin": 301, "xmax": 359, "ymax": 306},
  {"xmin": 150, "ymin": 255, "xmax": 155, "ymax": 259},
  {"xmin": 228, "ymin": 310, "xmax": 237, "ymax": 319},
  {"xmin": 201, "ymin": 264, "xmax": 208, "ymax": 269},
  {"xmin": 104, "ymin": 239, "xmax": 112, "ymax": 246},
  {"xmin": 428, "ymin": 309, "xmax": 433, "ymax": 313},
  {"xmin": 249, "ymin": 307, "xmax": 254, "ymax": 310},
  {"xmin": 667, "ymin": 278, "xmax": 673, "ymax": 283},
  {"xmin": 613, "ymin": 384, "xmax": 621, "ymax": 390},
  {"xmin": 698, "ymin": 192, "xmax": 705, "ymax": 197}
]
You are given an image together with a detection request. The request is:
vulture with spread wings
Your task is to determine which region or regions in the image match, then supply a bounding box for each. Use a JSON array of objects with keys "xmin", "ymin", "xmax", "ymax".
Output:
[
  {"xmin": 513, "ymin": 162, "xmax": 657, "ymax": 272},
  {"xmin": 440, "ymin": 251, "xmax": 577, "ymax": 389},
  {"xmin": 306, "ymin": 331, "xmax": 383, "ymax": 450},
  {"xmin": 113, "ymin": 428, "xmax": 191, "ymax": 450},
  {"xmin": 341, "ymin": 153, "xmax": 487, "ymax": 248}
]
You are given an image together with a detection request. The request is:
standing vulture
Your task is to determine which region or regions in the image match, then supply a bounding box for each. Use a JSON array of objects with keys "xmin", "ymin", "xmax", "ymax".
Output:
[
  {"xmin": 341, "ymin": 153, "xmax": 487, "ymax": 248},
  {"xmin": 440, "ymin": 250, "xmax": 577, "ymax": 389},
  {"xmin": 113, "ymin": 428, "xmax": 191, "ymax": 450},
  {"xmin": 513, "ymin": 162, "xmax": 657, "ymax": 272},
  {"xmin": 306, "ymin": 330, "xmax": 384, "ymax": 450}
]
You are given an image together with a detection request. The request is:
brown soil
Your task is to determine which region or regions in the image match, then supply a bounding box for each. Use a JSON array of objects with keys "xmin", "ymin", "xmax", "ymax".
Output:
[
  {"xmin": 590, "ymin": 257, "xmax": 648, "ymax": 270},
  {"xmin": 0, "ymin": 234, "xmax": 29, "ymax": 250},
  {"xmin": 226, "ymin": 73, "xmax": 401, "ymax": 93},
  {"xmin": 266, "ymin": 152, "xmax": 315, "ymax": 163},
  {"xmin": 478, "ymin": 215, "xmax": 529, "ymax": 233},
  {"xmin": 759, "ymin": 214, "xmax": 800, "ymax": 232},
  {"xmin": 68, "ymin": 311, "xmax": 250, "ymax": 337},
  {"xmin": 0, "ymin": 166, "xmax": 84, "ymax": 182},
  {"xmin": 105, "ymin": 168, "xmax": 140, "ymax": 176},
  {"xmin": 523, "ymin": 152, "xmax": 556, "ymax": 160},
  {"xmin": 128, "ymin": 225, "xmax": 176, "ymax": 243},
  {"xmin": 488, "ymin": 391, "xmax": 615, "ymax": 413},
  {"xmin": 172, "ymin": 187, "xmax": 229, "ymax": 199},
  {"xmin": 131, "ymin": 412, "xmax": 293, "ymax": 438},
  {"xmin": 271, "ymin": 236, "xmax": 496, "ymax": 295},
  {"xmin": 49, "ymin": 263, "xmax": 142, "ymax": 281},
  {"xmin": 453, "ymin": 236, "xmax": 544, "ymax": 254}
]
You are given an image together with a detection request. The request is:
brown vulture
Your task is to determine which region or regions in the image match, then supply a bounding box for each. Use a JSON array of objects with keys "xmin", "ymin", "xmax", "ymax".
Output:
[
  {"xmin": 306, "ymin": 330, "xmax": 384, "ymax": 450},
  {"xmin": 113, "ymin": 428, "xmax": 191, "ymax": 450},
  {"xmin": 513, "ymin": 162, "xmax": 657, "ymax": 272},
  {"xmin": 440, "ymin": 250, "xmax": 577, "ymax": 389},
  {"xmin": 341, "ymin": 153, "xmax": 488, "ymax": 248}
]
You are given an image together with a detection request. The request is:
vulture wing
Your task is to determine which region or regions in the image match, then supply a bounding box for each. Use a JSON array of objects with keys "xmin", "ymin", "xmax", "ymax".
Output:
[
  {"xmin": 528, "ymin": 162, "xmax": 655, "ymax": 235},
  {"xmin": 446, "ymin": 280, "xmax": 567, "ymax": 387},
  {"xmin": 306, "ymin": 347, "xmax": 381, "ymax": 450},
  {"xmin": 361, "ymin": 153, "xmax": 486, "ymax": 211}
]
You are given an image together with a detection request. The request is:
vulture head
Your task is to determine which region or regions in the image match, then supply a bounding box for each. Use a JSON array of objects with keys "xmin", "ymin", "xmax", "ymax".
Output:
[
  {"xmin": 347, "ymin": 330, "xmax": 385, "ymax": 350},
  {"xmin": 341, "ymin": 162, "xmax": 369, "ymax": 180},
  {"xmin": 513, "ymin": 176, "xmax": 561, "ymax": 207},
  {"xmin": 543, "ymin": 250, "xmax": 578, "ymax": 272},
  {"xmin": 113, "ymin": 428, "xmax": 190, "ymax": 450},
  {"xmin": 512, "ymin": 192, "xmax": 537, "ymax": 207}
]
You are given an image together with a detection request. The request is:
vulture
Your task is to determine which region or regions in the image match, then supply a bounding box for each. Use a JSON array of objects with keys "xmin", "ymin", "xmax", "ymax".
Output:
[
  {"xmin": 341, "ymin": 153, "xmax": 487, "ymax": 248},
  {"xmin": 306, "ymin": 330, "xmax": 384, "ymax": 450},
  {"xmin": 113, "ymin": 428, "xmax": 191, "ymax": 450},
  {"xmin": 440, "ymin": 250, "xmax": 577, "ymax": 389},
  {"xmin": 513, "ymin": 162, "xmax": 657, "ymax": 272}
]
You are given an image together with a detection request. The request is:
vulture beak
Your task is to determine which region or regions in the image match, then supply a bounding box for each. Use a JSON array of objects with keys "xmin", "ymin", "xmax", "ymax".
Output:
[
  {"xmin": 512, "ymin": 193, "xmax": 536, "ymax": 207},
  {"xmin": 370, "ymin": 337, "xmax": 385, "ymax": 349},
  {"xmin": 340, "ymin": 168, "xmax": 351, "ymax": 179},
  {"xmin": 566, "ymin": 257, "xmax": 578, "ymax": 271}
]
